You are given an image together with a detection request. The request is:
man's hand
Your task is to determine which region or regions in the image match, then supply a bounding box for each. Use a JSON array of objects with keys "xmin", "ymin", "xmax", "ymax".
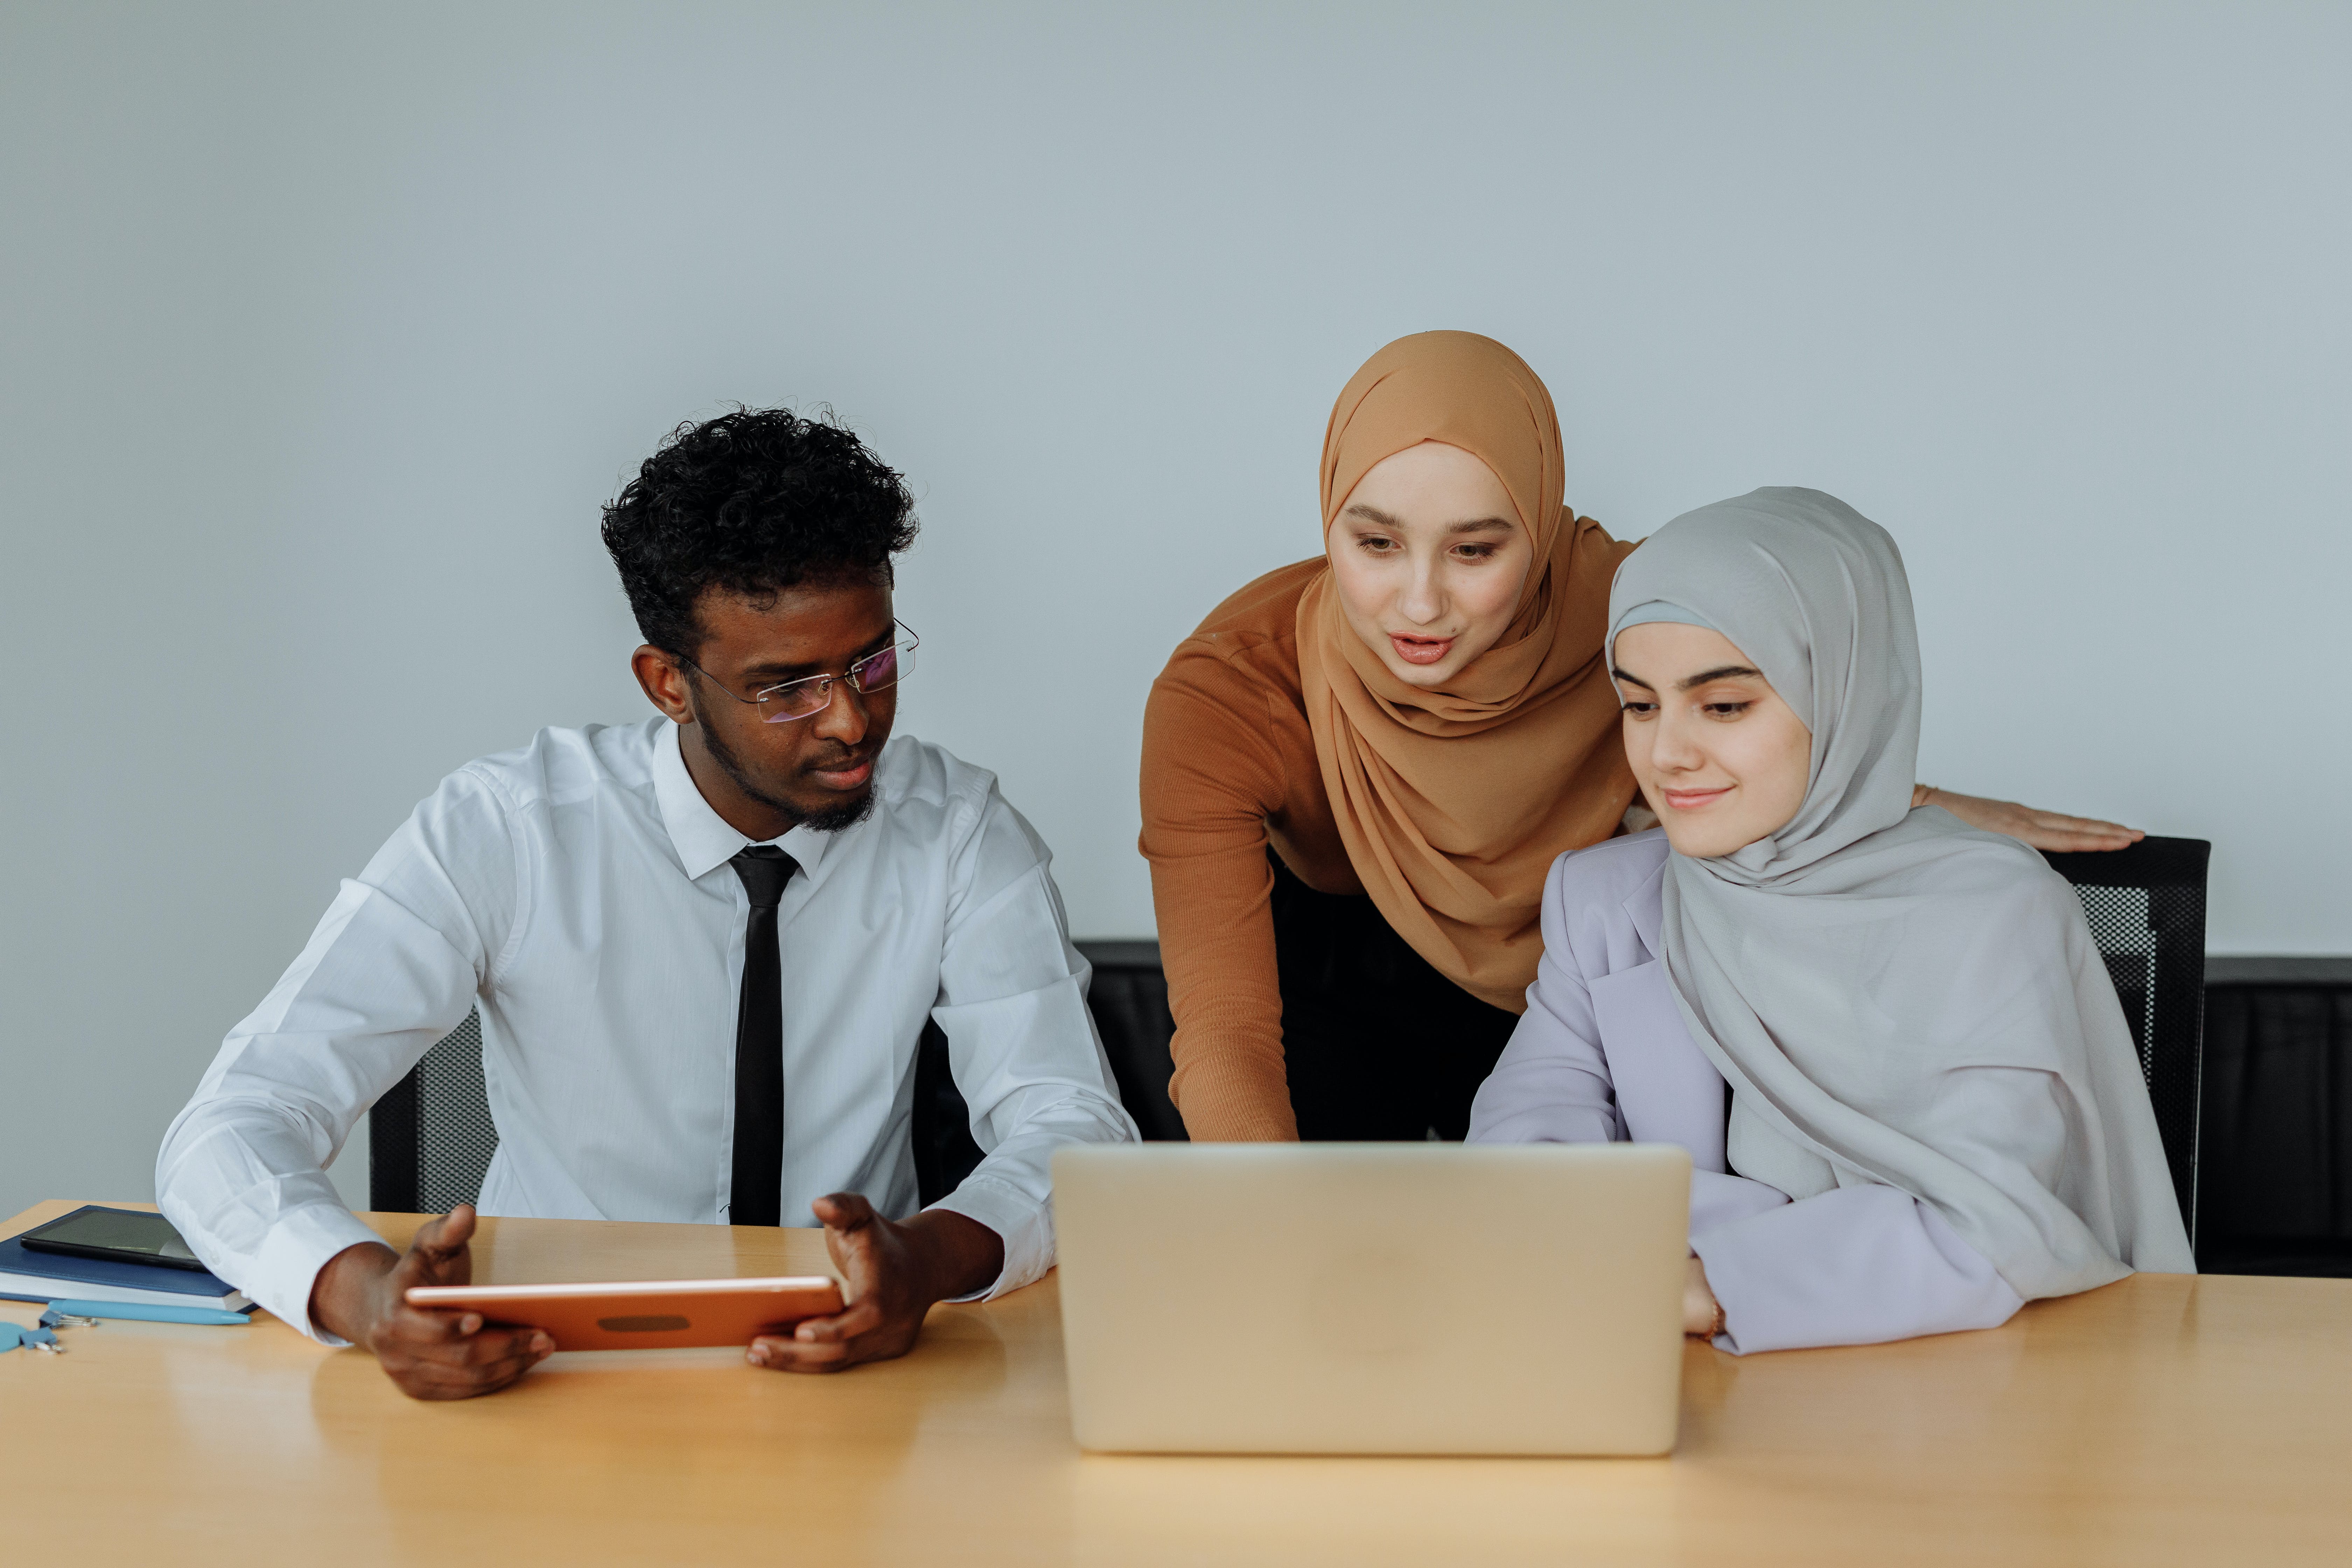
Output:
[
  {"xmin": 746, "ymin": 1194, "xmax": 1004, "ymax": 1374},
  {"xmin": 1917, "ymin": 786, "xmax": 2144, "ymax": 853},
  {"xmin": 309, "ymin": 1204, "xmax": 552, "ymax": 1401}
]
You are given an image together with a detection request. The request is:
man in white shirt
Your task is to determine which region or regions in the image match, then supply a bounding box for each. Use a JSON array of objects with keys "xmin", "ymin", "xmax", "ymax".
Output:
[{"xmin": 157, "ymin": 408, "xmax": 1137, "ymax": 1398}]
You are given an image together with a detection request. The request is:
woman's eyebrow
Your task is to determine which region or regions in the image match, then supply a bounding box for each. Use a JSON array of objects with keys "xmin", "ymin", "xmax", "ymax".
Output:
[
  {"xmin": 1610, "ymin": 666, "xmax": 1655, "ymax": 689},
  {"xmin": 1340, "ymin": 504, "xmax": 1512, "ymax": 534},
  {"xmin": 1676, "ymin": 664, "xmax": 1763, "ymax": 690}
]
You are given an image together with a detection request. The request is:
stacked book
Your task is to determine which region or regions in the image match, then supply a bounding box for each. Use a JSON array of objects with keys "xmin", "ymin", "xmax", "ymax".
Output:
[{"xmin": 0, "ymin": 1206, "xmax": 251, "ymax": 1313}]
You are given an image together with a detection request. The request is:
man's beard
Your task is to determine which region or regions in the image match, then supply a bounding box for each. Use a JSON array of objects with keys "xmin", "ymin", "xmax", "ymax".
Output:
[{"xmin": 694, "ymin": 705, "xmax": 877, "ymax": 835}]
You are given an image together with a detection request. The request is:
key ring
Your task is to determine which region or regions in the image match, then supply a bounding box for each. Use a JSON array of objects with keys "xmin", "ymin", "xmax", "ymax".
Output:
[{"xmin": 0, "ymin": 1320, "xmax": 64, "ymax": 1353}]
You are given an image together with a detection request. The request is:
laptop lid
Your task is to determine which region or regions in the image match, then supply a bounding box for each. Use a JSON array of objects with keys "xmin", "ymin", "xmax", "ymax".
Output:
[{"xmin": 1054, "ymin": 1142, "xmax": 1692, "ymax": 1456}]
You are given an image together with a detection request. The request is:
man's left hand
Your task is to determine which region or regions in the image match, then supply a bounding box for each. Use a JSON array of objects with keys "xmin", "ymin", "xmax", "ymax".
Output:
[{"xmin": 745, "ymin": 1194, "xmax": 1004, "ymax": 1374}]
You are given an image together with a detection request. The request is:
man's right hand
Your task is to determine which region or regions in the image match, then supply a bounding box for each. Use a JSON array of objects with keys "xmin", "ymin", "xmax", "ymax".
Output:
[{"xmin": 308, "ymin": 1204, "xmax": 552, "ymax": 1400}]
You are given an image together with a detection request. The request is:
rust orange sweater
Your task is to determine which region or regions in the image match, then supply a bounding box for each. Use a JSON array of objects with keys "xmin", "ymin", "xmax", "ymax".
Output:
[
  {"xmin": 1140, "ymin": 560, "xmax": 1348, "ymax": 1142},
  {"xmin": 1140, "ymin": 557, "xmax": 1640, "ymax": 1142}
]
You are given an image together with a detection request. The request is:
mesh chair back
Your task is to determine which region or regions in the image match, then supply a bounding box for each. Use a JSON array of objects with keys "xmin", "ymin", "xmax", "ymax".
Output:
[
  {"xmin": 2039, "ymin": 835, "xmax": 2211, "ymax": 1244},
  {"xmin": 368, "ymin": 1012, "xmax": 499, "ymax": 1213}
]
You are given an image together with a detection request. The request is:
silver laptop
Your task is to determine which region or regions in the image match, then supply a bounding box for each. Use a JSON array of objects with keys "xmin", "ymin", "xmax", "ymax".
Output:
[{"xmin": 1053, "ymin": 1141, "xmax": 1692, "ymax": 1456}]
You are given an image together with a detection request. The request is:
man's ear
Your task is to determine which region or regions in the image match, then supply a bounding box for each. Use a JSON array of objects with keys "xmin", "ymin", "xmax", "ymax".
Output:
[{"xmin": 631, "ymin": 646, "xmax": 696, "ymax": 724}]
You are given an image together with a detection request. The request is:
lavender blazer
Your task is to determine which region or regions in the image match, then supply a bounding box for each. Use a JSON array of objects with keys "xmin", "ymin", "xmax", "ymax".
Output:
[{"xmin": 1468, "ymin": 831, "xmax": 2025, "ymax": 1354}]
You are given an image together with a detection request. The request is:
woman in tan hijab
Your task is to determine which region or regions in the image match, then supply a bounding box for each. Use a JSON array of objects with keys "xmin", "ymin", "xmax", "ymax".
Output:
[{"xmin": 1139, "ymin": 331, "xmax": 2137, "ymax": 1143}]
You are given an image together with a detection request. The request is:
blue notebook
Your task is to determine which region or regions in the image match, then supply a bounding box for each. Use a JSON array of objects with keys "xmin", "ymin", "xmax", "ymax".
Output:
[{"xmin": 0, "ymin": 1232, "xmax": 250, "ymax": 1312}]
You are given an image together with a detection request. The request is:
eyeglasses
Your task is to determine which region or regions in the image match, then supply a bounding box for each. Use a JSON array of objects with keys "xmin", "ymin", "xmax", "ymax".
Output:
[{"xmin": 684, "ymin": 622, "xmax": 920, "ymax": 723}]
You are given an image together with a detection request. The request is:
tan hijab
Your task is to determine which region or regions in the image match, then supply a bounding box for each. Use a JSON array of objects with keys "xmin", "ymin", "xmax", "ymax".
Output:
[{"xmin": 1295, "ymin": 331, "xmax": 1636, "ymax": 1012}]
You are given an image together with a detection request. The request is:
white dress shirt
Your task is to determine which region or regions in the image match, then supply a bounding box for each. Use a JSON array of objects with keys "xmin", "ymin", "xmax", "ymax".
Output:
[{"xmin": 156, "ymin": 718, "xmax": 1137, "ymax": 1342}]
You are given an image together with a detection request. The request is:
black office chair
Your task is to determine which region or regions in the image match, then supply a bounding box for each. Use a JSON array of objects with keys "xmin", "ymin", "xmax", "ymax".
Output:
[
  {"xmin": 2191, "ymin": 957, "xmax": 2352, "ymax": 1276},
  {"xmin": 1073, "ymin": 940, "xmax": 1185, "ymax": 1142},
  {"xmin": 370, "ymin": 938, "xmax": 1191, "ymax": 1213},
  {"xmin": 2040, "ymin": 835, "xmax": 2211, "ymax": 1247},
  {"xmin": 368, "ymin": 1011, "xmax": 499, "ymax": 1214}
]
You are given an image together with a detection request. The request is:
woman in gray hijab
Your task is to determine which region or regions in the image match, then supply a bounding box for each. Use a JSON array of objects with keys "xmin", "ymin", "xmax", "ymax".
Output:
[{"xmin": 1468, "ymin": 487, "xmax": 2192, "ymax": 1354}]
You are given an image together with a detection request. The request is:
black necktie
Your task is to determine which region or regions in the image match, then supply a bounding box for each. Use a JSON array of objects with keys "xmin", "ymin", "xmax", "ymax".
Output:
[{"xmin": 728, "ymin": 845, "xmax": 799, "ymax": 1227}]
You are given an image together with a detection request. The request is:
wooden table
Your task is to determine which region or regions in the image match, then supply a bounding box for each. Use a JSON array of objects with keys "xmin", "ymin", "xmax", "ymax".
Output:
[{"xmin": 5, "ymin": 1199, "xmax": 2349, "ymax": 1565}]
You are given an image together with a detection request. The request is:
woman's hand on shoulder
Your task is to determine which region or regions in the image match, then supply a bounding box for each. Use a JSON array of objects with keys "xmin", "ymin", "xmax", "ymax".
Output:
[{"xmin": 1916, "ymin": 786, "xmax": 2144, "ymax": 852}]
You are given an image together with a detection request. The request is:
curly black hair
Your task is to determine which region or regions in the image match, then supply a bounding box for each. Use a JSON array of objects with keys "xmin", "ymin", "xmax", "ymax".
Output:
[{"xmin": 601, "ymin": 406, "xmax": 919, "ymax": 657}]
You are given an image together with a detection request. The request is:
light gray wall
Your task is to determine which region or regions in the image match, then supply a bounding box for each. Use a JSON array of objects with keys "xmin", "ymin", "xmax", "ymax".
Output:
[{"xmin": 4, "ymin": 2, "xmax": 2346, "ymax": 1220}]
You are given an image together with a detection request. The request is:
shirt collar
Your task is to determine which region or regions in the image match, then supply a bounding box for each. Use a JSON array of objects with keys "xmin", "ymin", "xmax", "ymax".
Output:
[{"xmin": 651, "ymin": 721, "xmax": 836, "ymax": 882}]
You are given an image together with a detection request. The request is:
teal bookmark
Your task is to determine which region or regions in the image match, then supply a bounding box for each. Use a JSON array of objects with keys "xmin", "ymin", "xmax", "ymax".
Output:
[{"xmin": 49, "ymin": 1298, "xmax": 253, "ymax": 1326}]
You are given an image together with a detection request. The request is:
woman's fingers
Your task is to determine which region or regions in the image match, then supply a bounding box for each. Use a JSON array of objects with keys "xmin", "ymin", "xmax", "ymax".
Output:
[
  {"xmin": 2032, "ymin": 818, "xmax": 2145, "ymax": 841},
  {"xmin": 1681, "ymin": 1256, "xmax": 1718, "ymax": 1336},
  {"xmin": 2024, "ymin": 821, "xmax": 2143, "ymax": 851},
  {"xmin": 1935, "ymin": 789, "xmax": 2144, "ymax": 852}
]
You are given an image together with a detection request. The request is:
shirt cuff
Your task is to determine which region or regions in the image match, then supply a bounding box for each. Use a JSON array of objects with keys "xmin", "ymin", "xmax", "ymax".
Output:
[
  {"xmin": 248, "ymin": 1204, "xmax": 393, "ymax": 1345},
  {"xmin": 926, "ymin": 1174, "xmax": 1051, "ymax": 1301}
]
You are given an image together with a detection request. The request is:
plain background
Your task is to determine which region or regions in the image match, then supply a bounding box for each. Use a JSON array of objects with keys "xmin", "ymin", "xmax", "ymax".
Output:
[{"xmin": 3, "ymin": 2, "xmax": 2347, "ymax": 1220}]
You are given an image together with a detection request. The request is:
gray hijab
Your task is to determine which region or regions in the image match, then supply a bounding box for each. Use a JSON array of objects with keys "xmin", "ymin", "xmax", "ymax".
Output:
[{"xmin": 1610, "ymin": 488, "xmax": 2192, "ymax": 1299}]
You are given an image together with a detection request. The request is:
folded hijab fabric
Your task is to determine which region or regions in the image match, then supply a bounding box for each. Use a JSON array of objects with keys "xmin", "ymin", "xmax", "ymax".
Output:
[
  {"xmin": 1294, "ymin": 331, "xmax": 1632, "ymax": 1012},
  {"xmin": 1609, "ymin": 487, "xmax": 2193, "ymax": 1298}
]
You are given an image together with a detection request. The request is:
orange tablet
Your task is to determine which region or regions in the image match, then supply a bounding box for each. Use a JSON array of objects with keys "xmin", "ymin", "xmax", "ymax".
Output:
[{"xmin": 405, "ymin": 1276, "xmax": 845, "ymax": 1351}]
